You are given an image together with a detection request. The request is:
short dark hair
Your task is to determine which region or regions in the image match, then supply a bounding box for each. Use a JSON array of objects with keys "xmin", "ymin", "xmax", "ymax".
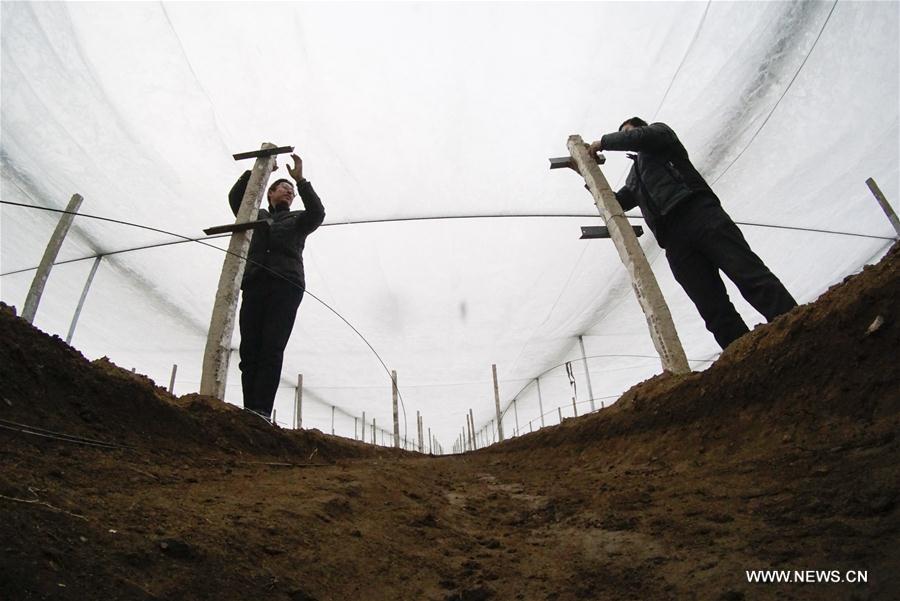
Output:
[
  {"xmin": 268, "ymin": 178, "xmax": 294, "ymax": 192},
  {"xmin": 619, "ymin": 117, "xmax": 648, "ymax": 131}
]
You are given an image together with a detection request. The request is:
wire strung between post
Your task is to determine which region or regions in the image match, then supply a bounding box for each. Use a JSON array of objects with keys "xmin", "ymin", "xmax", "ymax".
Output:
[
  {"xmin": 1, "ymin": 203, "xmax": 892, "ymax": 280},
  {"xmin": 0, "ymin": 232, "xmax": 232, "ymax": 276},
  {"xmin": 0, "ymin": 418, "xmax": 135, "ymax": 450},
  {"xmin": 0, "ymin": 200, "xmax": 409, "ymax": 440},
  {"xmin": 2, "ymin": 207, "xmax": 892, "ymax": 279}
]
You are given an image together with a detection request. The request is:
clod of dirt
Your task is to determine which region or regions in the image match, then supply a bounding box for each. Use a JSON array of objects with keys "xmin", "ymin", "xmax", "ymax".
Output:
[
  {"xmin": 445, "ymin": 586, "xmax": 494, "ymax": 601},
  {"xmin": 157, "ymin": 538, "xmax": 195, "ymax": 560}
]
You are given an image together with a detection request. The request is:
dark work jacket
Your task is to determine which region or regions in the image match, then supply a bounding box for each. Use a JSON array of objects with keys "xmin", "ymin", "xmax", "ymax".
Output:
[
  {"xmin": 228, "ymin": 171, "xmax": 325, "ymax": 290},
  {"xmin": 600, "ymin": 122, "xmax": 718, "ymax": 247}
]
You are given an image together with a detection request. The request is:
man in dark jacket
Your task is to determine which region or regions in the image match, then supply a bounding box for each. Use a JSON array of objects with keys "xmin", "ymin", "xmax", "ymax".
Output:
[
  {"xmin": 590, "ymin": 118, "xmax": 796, "ymax": 349},
  {"xmin": 228, "ymin": 153, "xmax": 325, "ymax": 420}
]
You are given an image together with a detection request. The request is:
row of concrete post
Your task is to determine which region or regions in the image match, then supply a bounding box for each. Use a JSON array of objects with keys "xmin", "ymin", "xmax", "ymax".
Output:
[
  {"xmin": 451, "ymin": 350, "xmax": 630, "ymax": 453},
  {"xmin": 17, "ymin": 188, "xmax": 596, "ymax": 455},
  {"xmin": 22, "ymin": 142, "xmax": 682, "ymax": 456},
  {"xmin": 453, "ymin": 345, "xmax": 592, "ymax": 454},
  {"xmin": 16, "ymin": 139, "xmax": 900, "ymax": 457},
  {"xmin": 452, "ymin": 388, "xmax": 613, "ymax": 454}
]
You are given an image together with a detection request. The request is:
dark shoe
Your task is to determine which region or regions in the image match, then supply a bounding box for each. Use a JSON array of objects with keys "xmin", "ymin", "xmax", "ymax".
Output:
[{"xmin": 244, "ymin": 407, "xmax": 272, "ymax": 425}]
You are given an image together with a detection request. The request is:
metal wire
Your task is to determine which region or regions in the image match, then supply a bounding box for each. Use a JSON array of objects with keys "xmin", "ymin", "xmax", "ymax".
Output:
[
  {"xmin": 0, "ymin": 233, "xmax": 232, "ymax": 276},
  {"xmin": 2, "ymin": 206, "xmax": 891, "ymax": 280},
  {"xmin": 0, "ymin": 418, "xmax": 134, "ymax": 450}
]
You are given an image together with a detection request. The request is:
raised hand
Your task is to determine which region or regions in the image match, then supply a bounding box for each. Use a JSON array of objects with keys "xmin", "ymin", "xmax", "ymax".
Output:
[{"xmin": 286, "ymin": 153, "xmax": 303, "ymax": 181}]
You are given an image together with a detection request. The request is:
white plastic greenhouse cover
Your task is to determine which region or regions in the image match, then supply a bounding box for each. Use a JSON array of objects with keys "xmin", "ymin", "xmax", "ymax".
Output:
[{"xmin": 2, "ymin": 1, "xmax": 898, "ymax": 450}]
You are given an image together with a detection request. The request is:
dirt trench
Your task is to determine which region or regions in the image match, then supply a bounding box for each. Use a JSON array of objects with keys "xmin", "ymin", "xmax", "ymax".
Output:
[{"xmin": 1, "ymin": 245, "xmax": 898, "ymax": 601}]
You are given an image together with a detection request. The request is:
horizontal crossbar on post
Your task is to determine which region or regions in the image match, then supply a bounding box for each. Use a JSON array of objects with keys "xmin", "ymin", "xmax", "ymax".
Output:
[
  {"xmin": 232, "ymin": 145, "xmax": 295, "ymax": 161},
  {"xmin": 580, "ymin": 225, "xmax": 643, "ymax": 239},
  {"xmin": 549, "ymin": 152, "xmax": 606, "ymax": 171},
  {"xmin": 203, "ymin": 218, "xmax": 273, "ymax": 236}
]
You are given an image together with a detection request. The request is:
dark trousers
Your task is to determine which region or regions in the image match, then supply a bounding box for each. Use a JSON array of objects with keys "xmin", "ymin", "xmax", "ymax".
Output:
[
  {"xmin": 662, "ymin": 199, "xmax": 797, "ymax": 349},
  {"xmin": 238, "ymin": 274, "xmax": 304, "ymax": 417}
]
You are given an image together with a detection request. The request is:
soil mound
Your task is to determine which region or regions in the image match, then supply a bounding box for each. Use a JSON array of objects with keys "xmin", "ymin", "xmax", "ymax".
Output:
[
  {"xmin": 0, "ymin": 302, "xmax": 394, "ymax": 463},
  {"xmin": 491, "ymin": 243, "xmax": 899, "ymax": 457}
]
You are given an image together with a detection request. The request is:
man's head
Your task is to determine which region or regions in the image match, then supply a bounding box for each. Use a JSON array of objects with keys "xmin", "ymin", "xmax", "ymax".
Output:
[
  {"xmin": 619, "ymin": 117, "xmax": 648, "ymax": 132},
  {"xmin": 267, "ymin": 178, "xmax": 295, "ymax": 209}
]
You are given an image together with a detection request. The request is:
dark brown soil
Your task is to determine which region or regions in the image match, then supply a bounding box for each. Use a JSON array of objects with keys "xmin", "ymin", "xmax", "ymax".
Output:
[{"xmin": 1, "ymin": 245, "xmax": 898, "ymax": 601}]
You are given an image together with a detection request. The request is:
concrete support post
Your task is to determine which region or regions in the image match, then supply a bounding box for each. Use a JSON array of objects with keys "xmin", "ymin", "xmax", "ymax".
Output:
[
  {"xmin": 372, "ymin": 419, "xmax": 376, "ymax": 445},
  {"xmin": 354, "ymin": 417, "xmax": 358, "ymax": 440},
  {"xmin": 168, "ymin": 364, "xmax": 178, "ymax": 395},
  {"xmin": 428, "ymin": 428, "xmax": 432, "ymax": 454},
  {"xmin": 294, "ymin": 374, "xmax": 303, "ymax": 429},
  {"xmin": 65, "ymin": 254, "xmax": 102, "ymax": 344},
  {"xmin": 23, "ymin": 193, "xmax": 84, "ymax": 324},
  {"xmin": 468, "ymin": 408, "xmax": 476, "ymax": 450},
  {"xmin": 579, "ymin": 335, "xmax": 596, "ymax": 411},
  {"xmin": 866, "ymin": 177, "xmax": 900, "ymax": 237},
  {"xmin": 416, "ymin": 411, "xmax": 422, "ymax": 452},
  {"xmin": 513, "ymin": 399, "xmax": 519, "ymax": 437},
  {"xmin": 201, "ymin": 143, "xmax": 277, "ymax": 399},
  {"xmin": 492, "ymin": 364, "xmax": 504, "ymax": 442},
  {"xmin": 419, "ymin": 414, "xmax": 425, "ymax": 453},
  {"xmin": 567, "ymin": 135, "xmax": 690, "ymax": 375},
  {"xmin": 536, "ymin": 377, "xmax": 545, "ymax": 427},
  {"xmin": 331, "ymin": 406, "xmax": 335, "ymax": 435},
  {"xmin": 391, "ymin": 369, "xmax": 400, "ymax": 448},
  {"xmin": 558, "ymin": 407, "xmax": 563, "ymax": 424}
]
